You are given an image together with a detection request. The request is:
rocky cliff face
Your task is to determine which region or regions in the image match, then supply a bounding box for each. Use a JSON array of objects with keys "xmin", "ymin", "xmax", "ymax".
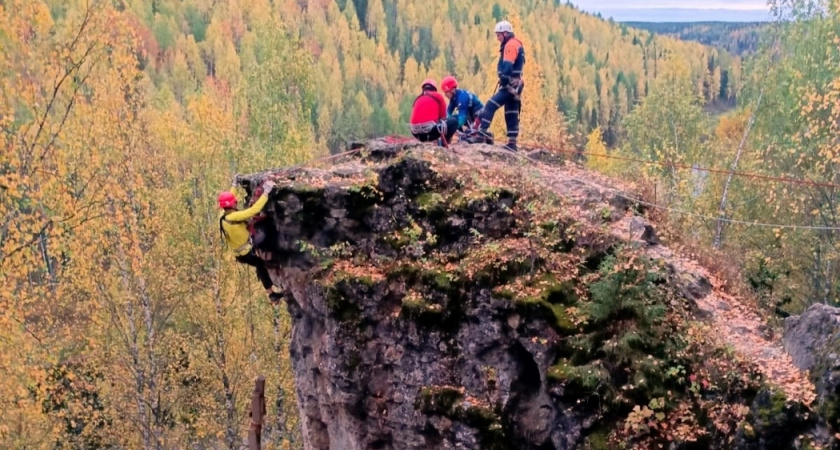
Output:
[
  {"xmin": 237, "ymin": 141, "xmax": 832, "ymax": 450},
  {"xmin": 784, "ymin": 304, "xmax": 840, "ymax": 436}
]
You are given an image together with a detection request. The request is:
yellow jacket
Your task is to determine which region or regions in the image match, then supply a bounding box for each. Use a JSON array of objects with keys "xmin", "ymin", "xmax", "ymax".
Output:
[{"xmin": 219, "ymin": 193, "xmax": 269, "ymax": 256}]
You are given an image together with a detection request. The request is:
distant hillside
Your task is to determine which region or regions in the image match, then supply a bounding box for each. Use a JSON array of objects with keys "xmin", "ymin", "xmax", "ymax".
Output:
[
  {"xmin": 625, "ymin": 21, "xmax": 767, "ymax": 55},
  {"xmin": 107, "ymin": 0, "xmax": 744, "ymax": 149},
  {"xmin": 595, "ymin": 8, "xmax": 771, "ymax": 23}
]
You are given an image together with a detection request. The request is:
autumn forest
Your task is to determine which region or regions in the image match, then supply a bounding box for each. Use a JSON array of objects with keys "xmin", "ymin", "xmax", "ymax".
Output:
[{"xmin": 2, "ymin": 0, "xmax": 840, "ymax": 447}]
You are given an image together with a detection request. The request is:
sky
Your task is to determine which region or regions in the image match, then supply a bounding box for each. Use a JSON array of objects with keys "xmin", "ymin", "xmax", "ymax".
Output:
[{"xmin": 571, "ymin": 0, "xmax": 773, "ymax": 22}]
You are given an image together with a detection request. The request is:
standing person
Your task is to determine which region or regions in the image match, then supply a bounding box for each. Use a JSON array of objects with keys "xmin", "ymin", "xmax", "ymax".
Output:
[
  {"xmin": 441, "ymin": 75, "xmax": 485, "ymax": 135},
  {"xmin": 218, "ymin": 180, "xmax": 284, "ymax": 304},
  {"xmin": 409, "ymin": 79, "xmax": 459, "ymax": 146},
  {"xmin": 474, "ymin": 20, "xmax": 525, "ymax": 152}
]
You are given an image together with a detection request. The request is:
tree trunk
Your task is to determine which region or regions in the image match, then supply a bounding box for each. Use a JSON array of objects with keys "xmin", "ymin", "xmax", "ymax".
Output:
[{"xmin": 713, "ymin": 88, "xmax": 764, "ymax": 249}]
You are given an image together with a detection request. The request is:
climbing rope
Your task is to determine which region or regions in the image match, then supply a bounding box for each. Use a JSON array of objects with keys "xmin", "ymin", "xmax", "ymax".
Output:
[
  {"xmin": 516, "ymin": 141, "xmax": 840, "ymax": 191},
  {"xmin": 507, "ymin": 146, "xmax": 840, "ymax": 231},
  {"xmin": 437, "ymin": 120, "xmax": 449, "ymax": 148}
]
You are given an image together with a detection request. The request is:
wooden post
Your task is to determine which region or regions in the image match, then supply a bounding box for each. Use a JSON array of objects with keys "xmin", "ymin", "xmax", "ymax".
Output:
[{"xmin": 248, "ymin": 375, "xmax": 266, "ymax": 450}]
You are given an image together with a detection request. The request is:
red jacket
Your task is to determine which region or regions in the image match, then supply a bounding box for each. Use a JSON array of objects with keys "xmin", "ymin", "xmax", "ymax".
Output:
[{"xmin": 410, "ymin": 90, "xmax": 447, "ymax": 124}]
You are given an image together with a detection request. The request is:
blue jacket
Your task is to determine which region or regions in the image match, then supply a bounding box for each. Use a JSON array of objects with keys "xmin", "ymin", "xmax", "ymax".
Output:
[
  {"xmin": 497, "ymin": 34, "xmax": 525, "ymax": 87},
  {"xmin": 446, "ymin": 89, "xmax": 484, "ymax": 128}
]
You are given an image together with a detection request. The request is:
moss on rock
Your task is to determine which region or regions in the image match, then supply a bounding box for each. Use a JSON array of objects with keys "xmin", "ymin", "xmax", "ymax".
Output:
[
  {"xmin": 415, "ymin": 385, "xmax": 511, "ymax": 449},
  {"xmin": 416, "ymin": 192, "xmax": 446, "ymax": 211},
  {"xmin": 515, "ymin": 297, "xmax": 578, "ymax": 335},
  {"xmin": 417, "ymin": 386, "xmax": 464, "ymax": 416},
  {"xmin": 547, "ymin": 359, "xmax": 611, "ymax": 400},
  {"xmin": 325, "ymin": 285, "xmax": 361, "ymax": 322},
  {"xmin": 462, "ymin": 404, "xmax": 508, "ymax": 450}
]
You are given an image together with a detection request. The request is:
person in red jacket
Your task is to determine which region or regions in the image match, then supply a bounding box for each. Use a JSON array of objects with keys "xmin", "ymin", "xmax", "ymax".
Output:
[{"xmin": 409, "ymin": 79, "xmax": 459, "ymax": 146}]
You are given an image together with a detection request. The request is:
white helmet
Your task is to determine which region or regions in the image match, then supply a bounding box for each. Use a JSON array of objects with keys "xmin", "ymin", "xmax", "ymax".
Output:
[{"xmin": 494, "ymin": 20, "xmax": 513, "ymax": 34}]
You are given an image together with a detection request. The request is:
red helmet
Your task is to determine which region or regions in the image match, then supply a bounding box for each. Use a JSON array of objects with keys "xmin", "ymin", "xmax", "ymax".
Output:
[
  {"xmin": 421, "ymin": 78, "xmax": 437, "ymax": 91},
  {"xmin": 218, "ymin": 191, "xmax": 237, "ymax": 209},
  {"xmin": 441, "ymin": 76, "xmax": 458, "ymax": 93}
]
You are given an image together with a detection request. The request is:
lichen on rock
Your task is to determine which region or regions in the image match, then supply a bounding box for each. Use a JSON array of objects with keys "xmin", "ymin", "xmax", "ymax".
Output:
[{"xmin": 236, "ymin": 140, "xmax": 829, "ymax": 450}]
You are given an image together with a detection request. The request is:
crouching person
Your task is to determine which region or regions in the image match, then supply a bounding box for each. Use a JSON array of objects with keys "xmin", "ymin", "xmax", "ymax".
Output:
[
  {"xmin": 218, "ymin": 180, "xmax": 284, "ymax": 304},
  {"xmin": 410, "ymin": 78, "xmax": 459, "ymax": 146},
  {"xmin": 441, "ymin": 75, "xmax": 484, "ymax": 133}
]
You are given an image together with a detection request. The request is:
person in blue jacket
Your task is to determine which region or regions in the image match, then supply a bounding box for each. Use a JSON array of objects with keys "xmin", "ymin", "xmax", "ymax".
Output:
[{"xmin": 441, "ymin": 76, "xmax": 485, "ymax": 134}]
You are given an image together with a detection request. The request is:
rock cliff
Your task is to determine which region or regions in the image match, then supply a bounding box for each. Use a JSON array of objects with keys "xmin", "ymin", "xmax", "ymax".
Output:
[
  {"xmin": 784, "ymin": 304, "xmax": 840, "ymax": 439},
  {"xmin": 236, "ymin": 140, "xmax": 832, "ymax": 450}
]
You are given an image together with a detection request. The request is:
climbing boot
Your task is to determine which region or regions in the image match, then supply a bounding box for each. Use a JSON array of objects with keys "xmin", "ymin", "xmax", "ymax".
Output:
[
  {"xmin": 269, "ymin": 292, "xmax": 284, "ymax": 305},
  {"xmin": 268, "ymin": 285, "xmax": 284, "ymax": 305},
  {"xmin": 503, "ymin": 142, "xmax": 518, "ymax": 152}
]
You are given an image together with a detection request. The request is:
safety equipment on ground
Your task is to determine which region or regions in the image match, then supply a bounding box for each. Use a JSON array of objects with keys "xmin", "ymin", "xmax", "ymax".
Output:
[
  {"xmin": 465, "ymin": 129, "xmax": 494, "ymax": 145},
  {"xmin": 218, "ymin": 191, "xmax": 237, "ymax": 209},
  {"xmin": 494, "ymin": 21, "xmax": 513, "ymax": 34},
  {"xmin": 421, "ymin": 78, "xmax": 438, "ymax": 91},
  {"xmin": 441, "ymin": 76, "xmax": 458, "ymax": 93}
]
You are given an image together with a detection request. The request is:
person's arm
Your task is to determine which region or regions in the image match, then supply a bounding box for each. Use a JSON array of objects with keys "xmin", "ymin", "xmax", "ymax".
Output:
[
  {"xmin": 447, "ymin": 98, "xmax": 456, "ymax": 117},
  {"xmin": 473, "ymin": 93, "xmax": 485, "ymax": 113},
  {"xmin": 226, "ymin": 193, "xmax": 268, "ymax": 222},
  {"xmin": 226, "ymin": 181, "xmax": 275, "ymax": 222},
  {"xmin": 456, "ymin": 92, "xmax": 468, "ymax": 128},
  {"xmin": 436, "ymin": 93, "xmax": 447, "ymax": 120},
  {"xmin": 499, "ymin": 39, "xmax": 522, "ymax": 86}
]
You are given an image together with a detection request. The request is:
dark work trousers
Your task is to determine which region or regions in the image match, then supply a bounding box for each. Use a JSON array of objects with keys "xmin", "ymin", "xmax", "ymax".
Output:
[
  {"xmin": 478, "ymin": 88, "xmax": 521, "ymax": 147},
  {"xmin": 236, "ymin": 249, "xmax": 273, "ymax": 290},
  {"xmin": 411, "ymin": 117, "xmax": 459, "ymax": 144}
]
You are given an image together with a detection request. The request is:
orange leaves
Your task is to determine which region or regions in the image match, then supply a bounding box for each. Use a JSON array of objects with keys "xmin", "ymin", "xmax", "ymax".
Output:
[
  {"xmin": 326, "ymin": 260, "xmax": 386, "ymax": 285},
  {"xmin": 0, "ymin": 0, "xmax": 324, "ymax": 445}
]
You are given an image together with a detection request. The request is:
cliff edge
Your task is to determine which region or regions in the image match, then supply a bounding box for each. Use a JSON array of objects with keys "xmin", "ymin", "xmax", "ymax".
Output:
[{"xmin": 236, "ymin": 140, "xmax": 830, "ymax": 450}]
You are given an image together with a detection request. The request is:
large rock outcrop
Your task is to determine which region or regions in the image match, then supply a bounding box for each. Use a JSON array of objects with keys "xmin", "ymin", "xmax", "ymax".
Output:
[
  {"xmin": 237, "ymin": 141, "xmax": 829, "ymax": 450},
  {"xmin": 784, "ymin": 303, "xmax": 840, "ymax": 432}
]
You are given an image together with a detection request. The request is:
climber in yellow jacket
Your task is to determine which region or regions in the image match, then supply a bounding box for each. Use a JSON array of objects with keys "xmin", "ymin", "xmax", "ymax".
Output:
[{"xmin": 218, "ymin": 179, "xmax": 284, "ymax": 304}]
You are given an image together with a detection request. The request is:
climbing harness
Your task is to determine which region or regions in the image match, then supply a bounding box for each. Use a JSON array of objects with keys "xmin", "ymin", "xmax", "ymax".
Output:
[
  {"xmin": 410, "ymin": 121, "xmax": 438, "ymax": 135},
  {"xmin": 506, "ymin": 78, "xmax": 524, "ymax": 100}
]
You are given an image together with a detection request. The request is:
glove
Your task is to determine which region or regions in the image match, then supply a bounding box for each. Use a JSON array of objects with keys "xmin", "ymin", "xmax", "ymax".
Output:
[
  {"xmin": 506, "ymin": 78, "xmax": 524, "ymax": 99},
  {"xmin": 263, "ymin": 179, "xmax": 276, "ymax": 191},
  {"xmin": 472, "ymin": 109, "xmax": 484, "ymax": 129}
]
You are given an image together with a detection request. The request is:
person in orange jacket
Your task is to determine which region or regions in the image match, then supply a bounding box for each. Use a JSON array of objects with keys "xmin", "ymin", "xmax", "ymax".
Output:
[
  {"xmin": 473, "ymin": 21, "xmax": 525, "ymax": 152},
  {"xmin": 218, "ymin": 180, "xmax": 284, "ymax": 304},
  {"xmin": 409, "ymin": 79, "xmax": 459, "ymax": 146}
]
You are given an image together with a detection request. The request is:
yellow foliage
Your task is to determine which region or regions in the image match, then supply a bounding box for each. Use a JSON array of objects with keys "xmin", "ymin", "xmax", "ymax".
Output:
[
  {"xmin": 0, "ymin": 0, "xmax": 307, "ymax": 446},
  {"xmin": 584, "ymin": 128, "xmax": 634, "ymax": 177}
]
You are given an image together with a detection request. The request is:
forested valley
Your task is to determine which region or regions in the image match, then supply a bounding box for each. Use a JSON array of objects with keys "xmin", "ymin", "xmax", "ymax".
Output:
[{"xmin": 2, "ymin": 0, "xmax": 840, "ymax": 447}]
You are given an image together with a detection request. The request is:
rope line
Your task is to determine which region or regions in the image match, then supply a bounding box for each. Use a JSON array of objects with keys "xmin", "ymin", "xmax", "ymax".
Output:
[
  {"xmin": 518, "ymin": 141, "xmax": 840, "ymax": 190},
  {"xmin": 560, "ymin": 173, "xmax": 840, "ymax": 231},
  {"xmin": 246, "ymin": 136, "xmax": 840, "ymax": 231},
  {"xmin": 511, "ymin": 144, "xmax": 840, "ymax": 231}
]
